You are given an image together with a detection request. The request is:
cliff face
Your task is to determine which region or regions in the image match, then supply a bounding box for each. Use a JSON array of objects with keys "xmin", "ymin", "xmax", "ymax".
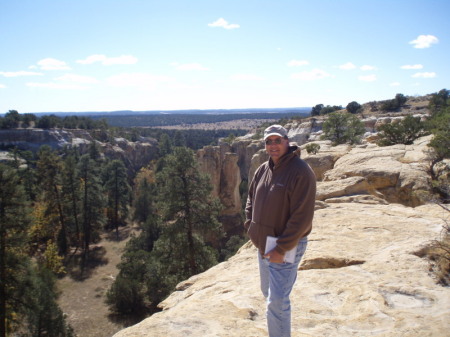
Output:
[{"xmin": 0, "ymin": 128, "xmax": 159, "ymax": 174}]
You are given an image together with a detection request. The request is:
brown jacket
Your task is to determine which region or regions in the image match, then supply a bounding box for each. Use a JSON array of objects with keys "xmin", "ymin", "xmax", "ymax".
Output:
[{"xmin": 244, "ymin": 146, "xmax": 316, "ymax": 255}]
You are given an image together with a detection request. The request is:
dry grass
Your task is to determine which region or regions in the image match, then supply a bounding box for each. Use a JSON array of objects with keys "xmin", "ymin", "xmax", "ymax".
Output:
[
  {"xmin": 57, "ymin": 226, "xmax": 141, "ymax": 337},
  {"xmin": 415, "ymin": 213, "xmax": 450, "ymax": 286}
]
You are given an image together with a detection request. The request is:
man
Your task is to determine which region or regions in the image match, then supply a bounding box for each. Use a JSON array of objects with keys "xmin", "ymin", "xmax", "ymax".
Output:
[{"xmin": 244, "ymin": 124, "xmax": 316, "ymax": 337}]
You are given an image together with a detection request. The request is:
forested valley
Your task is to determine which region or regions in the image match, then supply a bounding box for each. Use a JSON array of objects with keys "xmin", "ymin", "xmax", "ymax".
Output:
[{"xmin": 0, "ymin": 114, "xmax": 259, "ymax": 336}]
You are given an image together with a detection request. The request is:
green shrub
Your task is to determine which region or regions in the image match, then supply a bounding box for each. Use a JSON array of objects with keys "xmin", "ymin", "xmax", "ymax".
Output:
[
  {"xmin": 377, "ymin": 115, "xmax": 427, "ymax": 146},
  {"xmin": 346, "ymin": 101, "xmax": 362, "ymax": 114},
  {"xmin": 322, "ymin": 112, "xmax": 365, "ymax": 145},
  {"xmin": 305, "ymin": 143, "xmax": 320, "ymax": 154},
  {"xmin": 106, "ymin": 275, "xmax": 145, "ymax": 314},
  {"xmin": 381, "ymin": 93, "xmax": 408, "ymax": 112}
]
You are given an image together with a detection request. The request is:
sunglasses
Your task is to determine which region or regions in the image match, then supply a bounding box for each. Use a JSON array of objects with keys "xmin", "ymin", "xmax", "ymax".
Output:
[{"xmin": 265, "ymin": 138, "xmax": 284, "ymax": 145}]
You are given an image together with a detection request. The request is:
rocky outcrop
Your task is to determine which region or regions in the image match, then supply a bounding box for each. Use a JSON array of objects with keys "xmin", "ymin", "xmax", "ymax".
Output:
[
  {"xmin": 0, "ymin": 128, "xmax": 159, "ymax": 174},
  {"xmin": 302, "ymin": 136, "xmax": 433, "ymax": 206},
  {"xmin": 113, "ymin": 202, "xmax": 449, "ymax": 337},
  {"xmin": 0, "ymin": 128, "xmax": 91, "ymax": 151},
  {"xmin": 101, "ymin": 137, "xmax": 159, "ymax": 173},
  {"xmin": 196, "ymin": 144, "xmax": 243, "ymax": 234},
  {"xmin": 244, "ymin": 135, "xmax": 433, "ymax": 207}
]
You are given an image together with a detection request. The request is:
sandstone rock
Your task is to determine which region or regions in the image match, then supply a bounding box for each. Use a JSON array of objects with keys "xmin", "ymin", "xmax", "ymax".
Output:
[
  {"xmin": 316, "ymin": 176, "xmax": 372, "ymax": 201},
  {"xmin": 196, "ymin": 144, "xmax": 242, "ymax": 234},
  {"xmin": 197, "ymin": 145, "xmax": 223, "ymax": 197},
  {"xmin": 248, "ymin": 148, "xmax": 268, "ymax": 181},
  {"xmin": 320, "ymin": 137, "xmax": 433, "ymax": 206},
  {"xmin": 231, "ymin": 140, "xmax": 261, "ymax": 181},
  {"xmin": 219, "ymin": 152, "xmax": 241, "ymax": 216},
  {"xmin": 112, "ymin": 203, "xmax": 449, "ymax": 337}
]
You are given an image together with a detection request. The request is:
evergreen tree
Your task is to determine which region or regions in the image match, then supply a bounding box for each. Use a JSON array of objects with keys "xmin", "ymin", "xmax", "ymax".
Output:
[
  {"xmin": 36, "ymin": 146, "xmax": 68, "ymax": 255},
  {"xmin": 132, "ymin": 168, "xmax": 155, "ymax": 224},
  {"xmin": 377, "ymin": 115, "xmax": 427, "ymax": 146},
  {"xmin": 61, "ymin": 152, "xmax": 82, "ymax": 252},
  {"xmin": 346, "ymin": 101, "xmax": 362, "ymax": 114},
  {"xmin": 322, "ymin": 112, "xmax": 365, "ymax": 145},
  {"xmin": 158, "ymin": 133, "xmax": 173, "ymax": 157},
  {"xmin": 76, "ymin": 154, "xmax": 105, "ymax": 263},
  {"xmin": 173, "ymin": 130, "xmax": 186, "ymax": 147},
  {"xmin": 15, "ymin": 149, "xmax": 37, "ymax": 201},
  {"xmin": 24, "ymin": 265, "xmax": 74, "ymax": 337},
  {"xmin": 0, "ymin": 164, "xmax": 30, "ymax": 337},
  {"xmin": 106, "ymin": 214, "xmax": 161, "ymax": 314},
  {"xmin": 426, "ymin": 106, "xmax": 450, "ymax": 200},
  {"xmin": 428, "ymin": 88, "xmax": 449, "ymax": 115},
  {"xmin": 103, "ymin": 160, "xmax": 130, "ymax": 238},
  {"xmin": 155, "ymin": 147, "xmax": 223, "ymax": 280},
  {"xmin": 311, "ymin": 104, "xmax": 324, "ymax": 116}
]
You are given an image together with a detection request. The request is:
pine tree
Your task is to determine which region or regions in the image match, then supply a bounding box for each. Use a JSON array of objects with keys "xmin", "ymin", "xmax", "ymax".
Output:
[
  {"xmin": 61, "ymin": 151, "xmax": 82, "ymax": 252},
  {"xmin": 106, "ymin": 214, "xmax": 161, "ymax": 314},
  {"xmin": 0, "ymin": 164, "xmax": 30, "ymax": 337},
  {"xmin": 76, "ymin": 154, "xmax": 105, "ymax": 264},
  {"xmin": 155, "ymin": 147, "xmax": 223, "ymax": 280},
  {"xmin": 36, "ymin": 146, "xmax": 68, "ymax": 255},
  {"xmin": 24, "ymin": 265, "xmax": 74, "ymax": 337},
  {"xmin": 132, "ymin": 168, "xmax": 155, "ymax": 224},
  {"xmin": 103, "ymin": 160, "xmax": 130, "ymax": 238}
]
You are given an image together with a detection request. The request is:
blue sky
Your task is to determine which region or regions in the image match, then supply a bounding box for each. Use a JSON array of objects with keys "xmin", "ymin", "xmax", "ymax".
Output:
[{"xmin": 0, "ymin": 0, "xmax": 448, "ymax": 113}]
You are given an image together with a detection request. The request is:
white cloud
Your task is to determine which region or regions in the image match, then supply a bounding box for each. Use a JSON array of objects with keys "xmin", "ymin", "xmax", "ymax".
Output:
[
  {"xmin": 37, "ymin": 58, "xmax": 71, "ymax": 70},
  {"xmin": 208, "ymin": 18, "xmax": 240, "ymax": 30},
  {"xmin": 170, "ymin": 62, "xmax": 209, "ymax": 71},
  {"xmin": 0, "ymin": 83, "xmax": 6, "ymax": 88},
  {"xmin": 26, "ymin": 82, "xmax": 87, "ymax": 90},
  {"xmin": 230, "ymin": 74, "xmax": 264, "ymax": 81},
  {"xmin": 76, "ymin": 54, "xmax": 106, "ymax": 64},
  {"xmin": 25, "ymin": 74, "xmax": 98, "ymax": 90},
  {"xmin": 0, "ymin": 71, "xmax": 43, "ymax": 77},
  {"xmin": 55, "ymin": 74, "xmax": 98, "ymax": 84},
  {"xmin": 401, "ymin": 64, "xmax": 423, "ymax": 70},
  {"xmin": 390, "ymin": 82, "xmax": 400, "ymax": 86},
  {"xmin": 291, "ymin": 68, "xmax": 331, "ymax": 80},
  {"xmin": 106, "ymin": 72, "xmax": 174, "ymax": 90},
  {"xmin": 339, "ymin": 62, "xmax": 356, "ymax": 70},
  {"xmin": 360, "ymin": 65, "xmax": 376, "ymax": 71},
  {"xmin": 358, "ymin": 74, "xmax": 377, "ymax": 82},
  {"xmin": 412, "ymin": 72, "xmax": 436, "ymax": 78},
  {"xmin": 409, "ymin": 35, "xmax": 438, "ymax": 49},
  {"xmin": 287, "ymin": 60, "xmax": 309, "ymax": 67},
  {"xmin": 76, "ymin": 54, "xmax": 138, "ymax": 65}
]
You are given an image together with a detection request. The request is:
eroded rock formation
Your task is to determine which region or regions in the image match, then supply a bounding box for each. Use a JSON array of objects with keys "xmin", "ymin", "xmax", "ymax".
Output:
[{"xmin": 113, "ymin": 202, "xmax": 449, "ymax": 337}]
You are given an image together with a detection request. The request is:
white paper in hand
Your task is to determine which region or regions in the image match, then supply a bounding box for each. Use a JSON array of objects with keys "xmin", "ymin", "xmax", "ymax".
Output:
[{"xmin": 265, "ymin": 236, "xmax": 296, "ymax": 263}]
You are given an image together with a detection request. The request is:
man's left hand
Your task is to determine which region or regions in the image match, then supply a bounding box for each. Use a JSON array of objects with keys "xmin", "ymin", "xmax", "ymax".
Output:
[{"xmin": 263, "ymin": 249, "xmax": 285, "ymax": 263}]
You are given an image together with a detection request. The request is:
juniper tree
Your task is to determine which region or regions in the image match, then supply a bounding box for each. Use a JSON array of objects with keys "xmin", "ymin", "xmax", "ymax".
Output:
[{"xmin": 322, "ymin": 112, "xmax": 365, "ymax": 145}]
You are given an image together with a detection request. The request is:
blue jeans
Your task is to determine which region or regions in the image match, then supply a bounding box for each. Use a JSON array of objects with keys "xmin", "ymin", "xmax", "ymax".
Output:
[{"xmin": 258, "ymin": 237, "xmax": 308, "ymax": 337}]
